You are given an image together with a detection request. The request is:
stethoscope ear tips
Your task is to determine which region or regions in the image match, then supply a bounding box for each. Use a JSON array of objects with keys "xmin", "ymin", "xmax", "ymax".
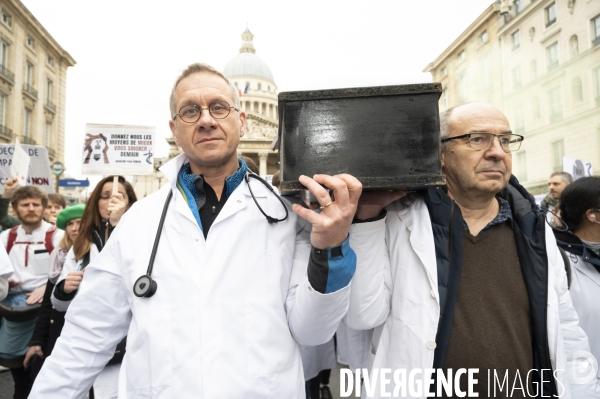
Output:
[{"xmin": 133, "ymin": 275, "xmax": 158, "ymax": 298}]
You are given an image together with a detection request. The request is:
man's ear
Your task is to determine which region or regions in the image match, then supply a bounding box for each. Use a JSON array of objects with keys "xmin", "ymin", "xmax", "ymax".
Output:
[
  {"xmin": 586, "ymin": 209, "xmax": 597, "ymax": 223},
  {"xmin": 169, "ymin": 120, "xmax": 180, "ymax": 147},
  {"xmin": 238, "ymin": 111, "xmax": 246, "ymax": 138}
]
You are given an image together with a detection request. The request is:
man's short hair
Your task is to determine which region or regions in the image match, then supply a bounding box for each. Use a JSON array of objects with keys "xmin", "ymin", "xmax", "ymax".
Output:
[
  {"xmin": 169, "ymin": 63, "xmax": 240, "ymax": 118},
  {"xmin": 272, "ymin": 170, "xmax": 281, "ymax": 189},
  {"xmin": 47, "ymin": 193, "xmax": 67, "ymax": 208},
  {"xmin": 11, "ymin": 186, "xmax": 48, "ymax": 209},
  {"xmin": 549, "ymin": 171, "xmax": 573, "ymax": 185},
  {"xmin": 440, "ymin": 103, "xmax": 471, "ymax": 151}
]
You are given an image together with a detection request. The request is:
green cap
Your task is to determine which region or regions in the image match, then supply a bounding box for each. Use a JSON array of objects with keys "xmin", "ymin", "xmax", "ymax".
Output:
[{"xmin": 56, "ymin": 204, "xmax": 85, "ymax": 230}]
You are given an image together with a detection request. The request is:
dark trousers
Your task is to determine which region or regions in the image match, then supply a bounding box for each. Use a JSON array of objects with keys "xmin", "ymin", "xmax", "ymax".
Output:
[
  {"xmin": 308, "ymin": 369, "xmax": 332, "ymax": 398},
  {"xmin": 9, "ymin": 367, "xmax": 33, "ymax": 399}
]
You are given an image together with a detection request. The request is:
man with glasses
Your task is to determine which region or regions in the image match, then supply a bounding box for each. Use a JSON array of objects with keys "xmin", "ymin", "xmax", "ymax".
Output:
[
  {"xmin": 345, "ymin": 103, "xmax": 598, "ymax": 398},
  {"xmin": 31, "ymin": 63, "xmax": 362, "ymax": 398}
]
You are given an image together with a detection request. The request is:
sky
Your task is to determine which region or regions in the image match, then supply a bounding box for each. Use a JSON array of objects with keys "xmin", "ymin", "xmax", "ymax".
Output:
[{"xmin": 21, "ymin": 0, "xmax": 494, "ymax": 182}]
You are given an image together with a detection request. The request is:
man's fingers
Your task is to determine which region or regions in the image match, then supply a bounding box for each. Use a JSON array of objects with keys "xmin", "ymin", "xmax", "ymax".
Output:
[
  {"xmin": 298, "ymin": 175, "xmax": 332, "ymax": 206},
  {"xmin": 292, "ymin": 203, "xmax": 320, "ymax": 224},
  {"xmin": 312, "ymin": 174, "xmax": 350, "ymax": 208},
  {"xmin": 333, "ymin": 174, "xmax": 363, "ymax": 205}
]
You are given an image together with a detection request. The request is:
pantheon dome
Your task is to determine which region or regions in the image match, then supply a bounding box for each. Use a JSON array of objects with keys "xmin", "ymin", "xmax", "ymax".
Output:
[{"xmin": 223, "ymin": 28, "xmax": 279, "ymax": 178}]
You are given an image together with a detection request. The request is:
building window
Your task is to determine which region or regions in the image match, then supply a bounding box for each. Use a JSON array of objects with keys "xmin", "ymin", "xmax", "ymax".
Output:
[
  {"xmin": 572, "ymin": 77, "xmax": 583, "ymax": 104},
  {"xmin": 25, "ymin": 62, "xmax": 34, "ymax": 86},
  {"xmin": 512, "ymin": 30, "xmax": 521, "ymax": 50},
  {"xmin": 441, "ymin": 88, "xmax": 449, "ymax": 111},
  {"xmin": 530, "ymin": 59, "xmax": 537, "ymax": 79},
  {"xmin": 512, "ymin": 66, "xmax": 522, "ymax": 90},
  {"xmin": 457, "ymin": 50, "xmax": 466, "ymax": 64},
  {"xmin": 1, "ymin": 10, "xmax": 11, "ymax": 27},
  {"xmin": 26, "ymin": 35, "xmax": 35, "ymax": 49},
  {"xmin": 267, "ymin": 85, "xmax": 271, "ymax": 92},
  {"xmin": 0, "ymin": 40, "xmax": 7, "ymax": 66},
  {"xmin": 0, "ymin": 93, "xmax": 6, "ymax": 127},
  {"xmin": 516, "ymin": 151, "xmax": 527, "ymax": 182},
  {"xmin": 478, "ymin": 31, "xmax": 488, "ymax": 44},
  {"xmin": 548, "ymin": 86, "xmax": 563, "ymax": 123},
  {"xmin": 532, "ymin": 97, "xmax": 541, "ymax": 119},
  {"xmin": 514, "ymin": 104, "xmax": 525, "ymax": 134},
  {"xmin": 45, "ymin": 122, "xmax": 51, "ymax": 147},
  {"xmin": 257, "ymin": 83, "xmax": 261, "ymax": 91},
  {"xmin": 23, "ymin": 109, "xmax": 31, "ymax": 138},
  {"xmin": 546, "ymin": 42, "xmax": 559, "ymax": 71},
  {"xmin": 593, "ymin": 15, "xmax": 600, "ymax": 47},
  {"xmin": 552, "ymin": 140, "xmax": 564, "ymax": 172},
  {"xmin": 46, "ymin": 79, "xmax": 53, "ymax": 100},
  {"xmin": 441, "ymin": 66, "xmax": 447, "ymax": 77},
  {"xmin": 514, "ymin": 0, "xmax": 522, "ymax": 16},
  {"xmin": 545, "ymin": 3, "xmax": 557, "ymax": 27},
  {"xmin": 46, "ymin": 55, "xmax": 54, "ymax": 66},
  {"xmin": 458, "ymin": 72, "xmax": 467, "ymax": 102}
]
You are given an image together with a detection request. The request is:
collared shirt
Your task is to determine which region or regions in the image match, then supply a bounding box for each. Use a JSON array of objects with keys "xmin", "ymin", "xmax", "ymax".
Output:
[
  {"xmin": 176, "ymin": 158, "xmax": 248, "ymax": 236},
  {"xmin": 462, "ymin": 196, "xmax": 513, "ymax": 234}
]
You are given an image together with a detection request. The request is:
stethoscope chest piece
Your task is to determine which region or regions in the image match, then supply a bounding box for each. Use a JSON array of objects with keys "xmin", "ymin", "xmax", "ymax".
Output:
[{"xmin": 134, "ymin": 275, "xmax": 157, "ymax": 298}]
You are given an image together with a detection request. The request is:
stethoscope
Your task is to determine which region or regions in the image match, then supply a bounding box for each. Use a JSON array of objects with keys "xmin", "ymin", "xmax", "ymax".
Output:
[{"xmin": 133, "ymin": 172, "xmax": 289, "ymax": 298}]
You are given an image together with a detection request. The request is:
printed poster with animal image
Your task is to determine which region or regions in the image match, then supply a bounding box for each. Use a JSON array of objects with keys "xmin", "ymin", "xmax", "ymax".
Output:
[{"xmin": 82, "ymin": 124, "xmax": 155, "ymax": 175}]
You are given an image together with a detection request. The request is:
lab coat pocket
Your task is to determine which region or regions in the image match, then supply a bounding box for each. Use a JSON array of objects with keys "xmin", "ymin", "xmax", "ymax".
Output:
[{"xmin": 30, "ymin": 250, "xmax": 51, "ymax": 276}]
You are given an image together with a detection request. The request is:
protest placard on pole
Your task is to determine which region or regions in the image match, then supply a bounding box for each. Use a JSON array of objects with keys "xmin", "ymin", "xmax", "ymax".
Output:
[
  {"xmin": 81, "ymin": 124, "xmax": 155, "ymax": 176},
  {"xmin": 563, "ymin": 156, "xmax": 593, "ymax": 181},
  {"xmin": 0, "ymin": 144, "xmax": 52, "ymax": 194},
  {"xmin": 10, "ymin": 138, "xmax": 31, "ymax": 186}
]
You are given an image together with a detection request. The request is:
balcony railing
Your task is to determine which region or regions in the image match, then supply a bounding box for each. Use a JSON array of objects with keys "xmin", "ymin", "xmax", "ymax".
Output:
[
  {"xmin": 0, "ymin": 124, "xmax": 12, "ymax": 140},
  {"xmin": 22, "ymin": 83, "xmax": 38, "ymax": 100},
  {"xmin": 593, "ymin": 37, "xmax": 600, "ymax": 48},
  {"xmin": 0, "ymin": 65, "xmax": 14, "ymax": 84},
  {"xmin": 44, "ymin": 100, "xmax": 56, "ymax": 113},
  {"xmin": 21, "ymin": 136, "xmax": 36, "ymax": 145},
  {"xmin": 47, "ymin": 147, "xmax": 56, "ymax": 158}
]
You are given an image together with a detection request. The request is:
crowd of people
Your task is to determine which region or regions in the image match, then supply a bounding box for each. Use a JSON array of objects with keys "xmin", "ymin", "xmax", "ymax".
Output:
[{"xmin": 0, "ymin": 62, "xmax": 598, "ymax": 399}]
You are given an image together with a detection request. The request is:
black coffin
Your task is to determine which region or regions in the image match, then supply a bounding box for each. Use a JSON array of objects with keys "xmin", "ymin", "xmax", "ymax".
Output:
[{"xmin": 277, "ymin": 84, "xmax": 446, "ymax": 191}]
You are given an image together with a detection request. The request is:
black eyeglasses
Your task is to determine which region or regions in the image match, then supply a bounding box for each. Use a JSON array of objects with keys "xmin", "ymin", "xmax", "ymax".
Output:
[
  {"xmin": 173, "ymin": 101, "xmax": 238, "ymax": 123},
  {"xmin": 441, "ymin": 132, "xmax": 524, "ymax": 153}
]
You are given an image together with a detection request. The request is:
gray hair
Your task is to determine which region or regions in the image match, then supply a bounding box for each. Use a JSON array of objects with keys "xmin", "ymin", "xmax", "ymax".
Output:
[
  {"xmin": 550, "ymin": 171, "xmax": 573, "ymax": 184},
  {"xmin": 169, "ymin": 63, "xmax": 241, "ymax": 118},
  {"xmin": 439, "ymin": 103, "xmax": 473, "ymax": 151}
]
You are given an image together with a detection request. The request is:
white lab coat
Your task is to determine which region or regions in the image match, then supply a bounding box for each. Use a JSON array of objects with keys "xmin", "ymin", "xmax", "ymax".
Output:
[
  {"xmin": 0, "ymin": 221, "xmax": 63, "ymax": 293},
  {"xmin": 566, "ymin": 252, "xmax": 600, "ymax": 380},
  {"xmin": 345, "ymin": 197, "xmax": 600, "ymax": 399},
  {"xmin": 31, "ymin": 154, "xmax": 351, "ymax": 399}
]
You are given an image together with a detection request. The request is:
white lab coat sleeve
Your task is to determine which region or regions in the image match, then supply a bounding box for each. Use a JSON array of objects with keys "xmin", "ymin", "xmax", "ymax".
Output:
[
  {"xmin": 51, "ymin": 247, "xmax": 79, "ymax": 312},
  {"xmin": 552, "ymin": 241, "xmax": 600, "ymax": 398},
  {"xmin": 30, "ymin": 234, "xmax": 131, "ymax": 399},
  {"xmin": 0, "ymin": 241, "xmax": 12, "ymax": 300},
  {"xmin": 344, "ymin": 216, "xmax": 392, "ymax": 331},
  {"xmin": 286, "ymin": 218, "xmax": 352, "ymax": 346}
]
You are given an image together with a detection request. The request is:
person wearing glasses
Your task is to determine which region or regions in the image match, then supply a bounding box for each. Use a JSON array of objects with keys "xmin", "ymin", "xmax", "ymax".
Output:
[
  {"xmin": 554, "ymin": 177, "xmax": 600, "ymax": 378},
  {"xmin": 344, "ymin": 103, "xmax": 598, "ymax": 398},
  {"xmin": 30, "ymin": 63, "xmax": 361, "ymax": 398}
]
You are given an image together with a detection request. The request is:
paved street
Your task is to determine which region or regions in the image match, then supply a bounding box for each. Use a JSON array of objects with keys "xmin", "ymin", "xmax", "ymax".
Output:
[{"xmin": 0, "ymin": 364, "xmax": 349, "ymax": 398}]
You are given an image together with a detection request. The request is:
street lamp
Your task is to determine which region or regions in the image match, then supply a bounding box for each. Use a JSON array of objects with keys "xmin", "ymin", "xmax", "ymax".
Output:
[{"xmin": 155, "ymin": 160, "xmax": 164, "ymax": 190}]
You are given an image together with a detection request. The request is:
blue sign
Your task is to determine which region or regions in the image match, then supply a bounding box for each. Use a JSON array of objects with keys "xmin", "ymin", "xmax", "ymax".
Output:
[{"xmin": 59, "ymin": 179, "xmax": 90, "ymax": 187}]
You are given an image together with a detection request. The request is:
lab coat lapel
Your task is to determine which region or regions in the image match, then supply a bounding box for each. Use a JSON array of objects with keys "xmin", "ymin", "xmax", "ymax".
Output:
[
  {"xmin": 397, "ymin": 200, "xmax": 439, "ymax": 298},
  {"xmin": 212, "ymin": 181, "xmax": 251, "ymax": 226},
  {"xmin": 573, "ymin": 259, "xmax": 600, "ymax": 289},
  {"xmin": 160, "ymin": 154, "xmax": 204, "ymax": 228}
]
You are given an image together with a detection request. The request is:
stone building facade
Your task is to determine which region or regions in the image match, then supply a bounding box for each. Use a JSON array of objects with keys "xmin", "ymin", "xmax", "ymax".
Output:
[
  {"xmin": 0, "ymin": 0, "xmax": 75, "ymax": 164},
  {"xmin": 424, "ymin": 0, "xmax": 600, "ymax": 194}
]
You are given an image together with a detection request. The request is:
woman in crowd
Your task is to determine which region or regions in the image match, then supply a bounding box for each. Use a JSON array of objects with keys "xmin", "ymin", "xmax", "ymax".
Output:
[
  {"xmin": 52, "ymin": 176, "xmax": 137, "ymax": 398},
  {"xmin": 555, "ymin": 176, "xmax": 600, "ymax": 367},
  {"xmin": 23, "ymin": 204, "xmax": 85, "ymax": 372}
]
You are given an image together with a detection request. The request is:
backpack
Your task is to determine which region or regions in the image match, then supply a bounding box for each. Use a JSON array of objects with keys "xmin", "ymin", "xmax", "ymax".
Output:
[{"xmin": 6, "ymin": 225, "xmax": 57, "ymax": 265}]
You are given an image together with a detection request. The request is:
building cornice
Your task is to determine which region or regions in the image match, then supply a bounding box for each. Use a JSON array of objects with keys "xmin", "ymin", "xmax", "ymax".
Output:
[
  {"xmin": 497, "ymin": 0, "xmax": 551, "ymax": 36},
  {"xmin": 11, "ymin": 0, "xmax": 76, "ymax": 66},
  {"xmin": 423, "ymin": 2, "xmax": 500, "ymax": 72}
]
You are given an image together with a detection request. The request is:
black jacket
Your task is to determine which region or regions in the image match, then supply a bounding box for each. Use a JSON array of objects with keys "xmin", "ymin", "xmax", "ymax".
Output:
[
  {"xmin": 29, "ymin": 280, "xmax": 65, "ymax": 357},
  {"xmin": 421, "ymin": 175, "xmax": 557, "ymax": 397}
]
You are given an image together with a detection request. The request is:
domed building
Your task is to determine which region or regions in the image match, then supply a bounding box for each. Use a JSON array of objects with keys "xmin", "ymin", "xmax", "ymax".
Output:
[{"xmin": 224, "ymin": 28, "xmax": 279, "ymax": 177}]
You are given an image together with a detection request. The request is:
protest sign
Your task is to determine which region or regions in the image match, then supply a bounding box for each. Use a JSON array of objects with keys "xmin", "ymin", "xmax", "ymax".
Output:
[
  {"xmin": 81, "ymin": 124, "xmax": 155, "ymax": 175},
  {"xmin": 563, "ymin": 156, "xmax": 593, "ymax": 181},
  {"xmin": 0, "ymin": 144, "xmax": 52, "ymax": 194},
  {"xmin": 10, "ymin": 138, "xmax": 31, "ymax": 187}
]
